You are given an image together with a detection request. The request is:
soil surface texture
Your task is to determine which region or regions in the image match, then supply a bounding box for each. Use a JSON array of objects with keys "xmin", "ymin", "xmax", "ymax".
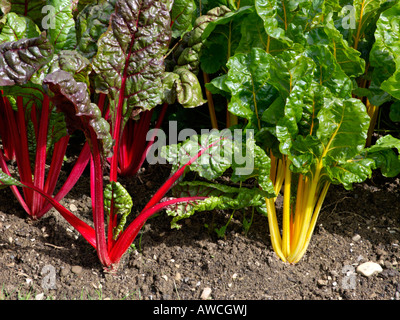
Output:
[{"xmin": 0, "ymin": 159, "xmax": 399, "ymax": 301}]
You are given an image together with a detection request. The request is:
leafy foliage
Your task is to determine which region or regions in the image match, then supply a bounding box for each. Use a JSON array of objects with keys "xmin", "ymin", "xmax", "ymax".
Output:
[
  {"xmin": 92, "ymin": 0, "xmax": 172, "ymax": 120},
  {"xmin": 0, "ymin": 32, "xmax": 53, "ymax": 86},
  {"xmin": 1, "ymin": 0, "xmax": 400, "ymax": 271},
  {"xmin": 104, "ymin": 181, "xmax": 133, "ymax": 239},
  {"xmin": 170, "ymin": 0, "xmax": 400, "ymax": 263},
  {"xmin": 43, "ymin": 70, "xmax": 113, "ymax": 158}
]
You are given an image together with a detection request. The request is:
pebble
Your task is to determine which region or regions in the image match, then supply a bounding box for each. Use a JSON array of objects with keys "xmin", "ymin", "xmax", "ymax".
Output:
[
  {"xmin": 71, "ymin": 265, "xmax": 83, "ymax": 275},
  {"xmin": 35, "ymin": 293, "xmax": 45, "ymax": 300},
  {"xmin": 317, "ymin": 279, "xmax": 328, "ymax": 286},
  {"xmin": 352, "ymin": 234, "xmax": 361, "ymax": 242},
  {"xmin": 200, "ymin": 287, "xmax": 212, "ymax": 300},
  {"xmin": 174, "ymin": 272, "xmax": 182, "ymax": 281},
  {"xmin": 356, "ymin": 262, "xmax": 383, "ymax": 277},
  {"xmin": 69, "ymin": 203, "xmax": 78, "ymax": 212}
]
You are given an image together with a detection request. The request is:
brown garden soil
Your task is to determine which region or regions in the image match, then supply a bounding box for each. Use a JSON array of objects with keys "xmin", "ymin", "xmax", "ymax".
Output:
[{"xmin": 0, "ymin": 155, "xmax": 399, "ymax": 301}]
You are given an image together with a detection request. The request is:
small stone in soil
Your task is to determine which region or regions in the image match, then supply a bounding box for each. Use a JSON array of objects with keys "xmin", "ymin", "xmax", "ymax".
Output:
[
  {"xmin": 174, "ymin": 273, "xmax": 182, "ymax": 281},
  {"xmin": 356, "ymin": 262, "xmax": 383, "ymax": 277},
  {"xmin": 317, "ymin": 279, "xmax": 328, "ymax": 286},
  {"xmin": 35, "ymin": 293, "xmax": 45, "ymax": 300},
  {"xmin": 200, "ymin": 287, "xmax": 212, "ymax": 300},
  {"xmin": 71, "ymin": 265, "xmax": 83, "ymax": 275}
]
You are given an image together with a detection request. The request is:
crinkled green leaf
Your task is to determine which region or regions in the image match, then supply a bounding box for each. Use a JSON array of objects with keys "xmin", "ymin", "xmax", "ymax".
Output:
[
  {"xmin": 254, "ymin": 0, "xmax": 294, "ymax": 47},
  {"xmin": 261, "ymin": 95, "xmax": 285, "ymax": 125},
  {"xmin": 317, "ymin": 98, "xmax": 370, "ymax": 162},
  {"xmin": 45, "ymin": 0, "xmax": 76, "ymax": 53},
  {"xmin": 269, "ymin": 50, "xmax": 317, "ymax": 100},
  {"xmin": 104, "ymin": 181, "xmax": 133, "ymax": 239},
  {"xmin": 161, "ymin": 72, "xmax": 180, "ymax": 104},
  {"xmin": 381, "ymin": 69, "xmax": 400, "ymax": 100},
  {"xmin": 304, "ymin": 44, "xmax": 353, "ymax": 98},
  {"xmin": 92, "ymin": 0, "xmax": 172, "ymax": 120},
  {"xmin": 307, "ymin": 23, "xmax": 365, "ymax": 78},
  {"xmin": 171, "ymin": 0, "xmax": 197, "ymax": 38},
  {"xmin": 161, "ymin": 68, "xmax": 206, "ymax": 107},
  {"xmin": 235, "ymin": 10, "xmax": 290, "ymax": 55},
  {"xmin": 171, "ymin": 5, "xmax": 231, "ymax": 74},
  {"xmin": 275, "ymin": 79, "xmax": 326, "ymax": 156},
  {"xmin": 43, "ymin": 69, "xmax": 114, "ymax": 158},
  {"xmin": 173, "ymin": 67, "xmax": 206, "ymax": 108},
  {"xmin": 231, "ymin": 139, "xmax": 276, "ymax": 196},
  {"xmin": 325, "ymin": 157, "xmax": 374, "ymax": 190},
  {"xmin": 369, "ymin": 1, "xmax": 400, "ymax": 104},
  {"xmin": 46, "ymin": 50, "xmax": 92, "ymax": 87},
  {"xmin": 335, "ymin": 0, "xmax": 395, "ymax": 53},
  {"xmin": 0, "ymin": 32, "xmax": 53, "ymax": 86},
  {"xmin": 9, "ymin": 0, "xmax": 46, "ymax": 26},
  {"xmin": 285, "ymin": 97, "xmax": 370, "ymax": 183},
  {"xmin": 255, "ymin": 0, "xmax": 339, "ymax": 48},
  {"xmin": 199, "ymin": 5, "xmax": 253, "ymax": 74},
  {"xmin": 161, "ymin": 130, "xmax": 274, "ymax": 230},
  {"xmin": 224, "ymin": 48, "xmax": 318, "ymax": 138},
  {"xmin": 364, "ymin": 134, "xmax": 400, "ymax": 178},
  {"xmin": 204, "ymin": 73, "xmax": 231, "ymax": 98},
  {"xmin": 0, "ymin": 12, "xmax": 40, "ymax": 43},
  {"xmin": 76, "ymin": 0, "xmax": 117, "ymax": 59},
  {"xmin": 327, "ymin": 132, "xmax": 400, "ymax": 189},
  {"xmin": 161, "ymin": 129, "xmax": 236, "ymax": 180},
  {"xmin": 223, "ymin": 48, "xmax": 280, "ymax": 132}
]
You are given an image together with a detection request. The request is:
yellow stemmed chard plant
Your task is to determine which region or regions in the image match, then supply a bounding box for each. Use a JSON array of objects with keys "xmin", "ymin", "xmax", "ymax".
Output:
[{"xmin": 163, "ymin": 0, "xmax": 400, "ymax": 263}]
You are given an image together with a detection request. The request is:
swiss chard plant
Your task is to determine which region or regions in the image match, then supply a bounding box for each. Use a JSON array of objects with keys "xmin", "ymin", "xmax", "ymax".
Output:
[
  {"xmin": 163, "ymin": 0, "xmax": 400, "ymax": 264},
  {"xmin": 79, "ymin": 0, "xmax": 206, "ymax": 177},
  {"xmin": 0, "ymin": 0, "xmax": 219, "ymax": 270},
  {"xmin": 0, "ymin": 3, "xmax": 92, "ymax": 219},
  {"xmin": 0, "ymin": 74, "xmax": 232, "ymax": 269}
]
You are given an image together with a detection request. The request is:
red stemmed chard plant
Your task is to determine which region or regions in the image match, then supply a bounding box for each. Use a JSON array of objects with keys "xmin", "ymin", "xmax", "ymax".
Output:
[
  {"xmin": 0, "ymin": 33, "xmax": 91, "ymax": 219},
  {"xmin": 0, "ymin": 68, "xmax": 228, "ymax": 270},
  {"xmin": 0, "ymin": 0, "xmax": 212, "ymax": 270}
]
